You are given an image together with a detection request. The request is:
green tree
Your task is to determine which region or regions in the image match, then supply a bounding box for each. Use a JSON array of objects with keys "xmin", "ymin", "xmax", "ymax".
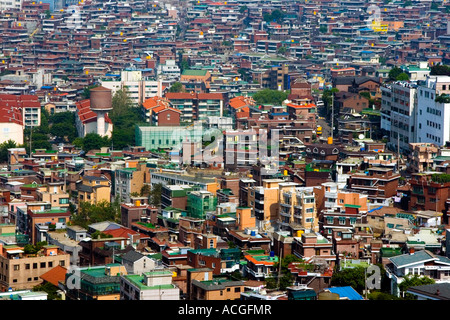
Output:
[
  {"xmin": 330, "ymin": 266, "xmax": 366, "ymax": 294},
  {"xmin": 388, "ymin": 67, "xmax": 403, "ymax": 81},
  {"xmin": 398, "ymin": 275, "xmax": 435, "ymax": 299},
  {"xmin": 0, "ymin": 139, "xmax": 17, "ymax": 163},
  {"xmin": 111, "ymin": 87, "xmax": 133, "ymax": 119},
  {"xmin": 33, "ymin": 282, "xmax": 62, "ymax": 300},
  {"xmin": 72, "ymin": 200, "xmax": 119, "ymax": 229},
  {"xmin": 81, "ymin": 133, "xmax": 110, "ymax": 152},
  {"xmin": 180, "ymin": 58, "xmax": 189, "ymax": 73},
  {"xmin": 430, "ymin": 65, "xmax": 450, "ymax": 76},
  {"xmin": 253, "ymin": 89, "xmax": 288, "ymax": 105},
  {"xmin": 169, "ymin": 81, "xmax": 184, "ymax": 93},
  {"xmin": 396, "ymin": 72, "xmax": 409, "ymax": 81},
  {"xmin": 277, "ymin": 46, "xmax": 287, "ymax": 55},
  {"xmin": 81, "ymin": 84, "xmax": 99, "ymax": 99},
  {"xmin": 239, "ymin": 5, "xmax": 248, "ymax": 13},
  {"xmin": 149, "ymin": 183, "xmax": 163, "ymax": 207}
]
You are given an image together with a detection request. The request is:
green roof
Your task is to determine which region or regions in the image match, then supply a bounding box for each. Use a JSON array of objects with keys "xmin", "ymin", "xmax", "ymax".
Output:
[
  {"xmin": 124, "ymin": 274, "xmax": 176, "ymax": 291},
  {"xmin": 345, "ymin": 204, "xmax": 361, "ymax": 208},
  {"xmin": 182, "ymin": 69, "xmax": 208, "ymax": 76}
]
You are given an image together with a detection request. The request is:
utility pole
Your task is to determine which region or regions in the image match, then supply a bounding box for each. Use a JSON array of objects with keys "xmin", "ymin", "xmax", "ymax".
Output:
[
  {"xmin": 277, "ymin": 248, "xmax": 283, "ymax": 289},
  {"xmin": 331, "ymin": 91, "xmax": 334, "ymax": 141}
]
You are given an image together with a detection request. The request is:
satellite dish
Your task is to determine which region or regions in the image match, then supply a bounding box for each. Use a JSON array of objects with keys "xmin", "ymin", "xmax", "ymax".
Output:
[{"xmin": 358, "ymin": 134, "xmax": 365, "ymax": 139}]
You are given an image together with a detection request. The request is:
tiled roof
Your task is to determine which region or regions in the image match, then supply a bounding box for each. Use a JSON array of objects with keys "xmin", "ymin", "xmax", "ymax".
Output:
[
  {"xmin": 389, "ymin": 250, "xmax": 437, "ymax": 268},
  {"xmin": 39, "ymin": 265, "xmax": 67, "ymax": 287}
]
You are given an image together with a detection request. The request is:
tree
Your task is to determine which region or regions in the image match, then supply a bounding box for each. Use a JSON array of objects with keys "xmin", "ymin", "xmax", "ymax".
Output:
[
  {"xmin": 111, "ymin": 87, "xmax": 133, "ymax": 119},
  {"xmin": 277, "ymin": 46, "xmax": 287, "ymax": 55},
  {"xmin": 149, "ymin": 183, "xmax": 163, "ymax": 207},
  {"xmin": 0, "ymin": 139, "xmax": 17, "ymax": 163},
  {"xmin": 81, "ymin": 133, "xmax": 110, "ymax": 152},
  {"xmin": 180, "ymin": 58, "xmax": 189, "ymax": 73},
  {"xmin": 81, "ymin": 84, "xmax": 99, "ymax": 99},
  {"xmin": 388, "ymin": 67, "xmax": 404, "ymax": 81},
  {"xmin": 398, "ymin": 275, "xmax": 435, "ymax": 299},
  {"xmin": 322, "ymin": 87, "xmax": 339, "ymax": 119},
  {"xmin": 396, "ymin": 72, "xmax": 409, "ymax": 81},
  {"xmin": 72, "ymin": 200, "xmax": 119, "ymax": 229},
  {"xmin": 169, "ymin": 82, "xmax": 184, "ymax": 93},
  {"xmin": 253, "ymin": 89, "xmax": 288, "ymax": 105},
  {"xmin": 263, "ymin": 9, "xmax": 285, "ymax": 24},
  {"xmin": 330, "ymin": 266, "xmax": 366, "ymax": 294},
  {"xmin": 239, "ymin": 5, "xmax": 248, "ymax": 13},
  {"xmin": 33, "ymin": 282, "xmax": 62, "ymax": 300},
  {"xmin": 430, "ymin": 65, "xmax": 450, "ymax": 76}
]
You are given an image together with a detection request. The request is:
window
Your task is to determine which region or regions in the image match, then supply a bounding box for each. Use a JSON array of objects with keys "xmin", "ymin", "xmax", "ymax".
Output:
[
  {"xmin": 60, "ymin": 260, "xmax": 65, "ymax": 267},
  {"xmin": 33, "ymin": 263, "xmax": 38, "ymax": 269},
  {"xmin": 13, "ymin": 265, "xmax": 19, "ymax": 271},
  {"xmin": 25, "ymin": 264, "xmax": 30, "ymax": 270},
  {"xmin": 40, "ymin": 262, "xmax": 46, "ymax": 268}
]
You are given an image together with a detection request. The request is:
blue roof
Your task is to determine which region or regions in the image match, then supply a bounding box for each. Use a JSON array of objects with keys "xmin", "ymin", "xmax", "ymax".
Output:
[{"xmin": 328, "ymin": 286, "xmax": 364, "ymax": 300}]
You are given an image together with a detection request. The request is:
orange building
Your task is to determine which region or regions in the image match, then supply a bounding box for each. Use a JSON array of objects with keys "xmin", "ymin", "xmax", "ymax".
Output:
[{"xmin": 236, "ymin": 207, "xmax": 255, "ymax": 231}]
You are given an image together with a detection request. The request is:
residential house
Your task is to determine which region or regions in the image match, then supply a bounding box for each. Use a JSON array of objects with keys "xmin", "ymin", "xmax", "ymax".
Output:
[
  {"xmin": 77, "ymin": 175, "xmax": 111, "ymax": 204},
  {"xmin": 64, "ymin": 264, "xmax": 127, "ymax": 300},
  {"xmin": 386, "ymin": 250, "xmax": 450, "ymax": 297},
  {"xmin": 120, "ymin": 270, "xmax": 180, "ymax": 300},
  {"xmin": 0, "ymin": 243, "xmax": 70, "ymax": 291}
]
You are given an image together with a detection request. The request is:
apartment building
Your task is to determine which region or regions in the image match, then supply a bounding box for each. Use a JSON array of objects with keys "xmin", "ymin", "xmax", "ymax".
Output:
[
  {"xmin": 0, "ymin": 243, "xmax": 70, "ymax": 292},
  {"xmin": 121, "ymin": 270, "xmax": 180, "ymax": 300},
  {"xmin": 408, "ymin": 142, "xmax": 439, "ymax": 173},
  {"xmin": 100, "ymin": 70, "xmax": 163, "ymax": 105},
  {"xmin": 64, "ymin": 264, "xmax": 127, "ymax": 300},
  {"xmin": 77, "ymin": 175, "xmax": 111, "ymax": 204},
  {"xmin": 380, "ymin": 81, "xmax": 418, "ymax": 153},
  {"xmin": 278, "ymin": 183, "xmax": 319, "ymax": 233},
  {"xmin": 114, "ymin": 164, "xmax": 145, "ymax": 203},
  {"xmin": 164, "ymin": 92, "xmax": 225, "ymax": 123},
  {"xmin": 347, "ymin": 168, "xmax": 400, "ymax": 208},
  {"xmin": 186, "ymin": 190, "xmax": 217, "ymax": 220},
  {"xmin": 291, "ymin": 232, "xmax": 336, "ymax": 268},
  {"xmin": 416, "ymin": 75, "xmax": 450, "ymax": 146},
  {"xmin": 409, "ymin": 172, "xmax": 450, "ymax": 213},
  {"xmin": 248, "ymin": 179, "xmax": 284, "ymax": 231}
]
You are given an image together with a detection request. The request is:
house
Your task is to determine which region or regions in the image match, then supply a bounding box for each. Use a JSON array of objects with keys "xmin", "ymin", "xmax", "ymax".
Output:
[
  {"xmin": 386, "ymin": 250, "xmax": 450, "ymax": 297},
  {"xmin": 77, "ymin": 175, "xmax": 111, "ymax": 204},
  {"xmin": 190, "ymin": 275, "xmax": 245, "ymax": 300},
  {"xmin": 0, "ymin": 243, "xmax": 70, "ymax": 291},
  {"xmin": 291, "ymin": 232, "xmax": 336, "ymax": 267},
  {"xmin": 242, "ymin": 250, "xmax": 278, "ymax": 281},
  {"xmin": 120, "ymin": 250, "xmax": 157, "ymax": 275},
  {"xmin": 64, "ymin": 264, "xmax": 127, "ymax": 300},
  {"xmin": 407, "ymin": 283, "xmax": 450, "ymax": 300},
  {"xmin": 120, "ymin": 270, "xmax": 180, "ymax": 300}
]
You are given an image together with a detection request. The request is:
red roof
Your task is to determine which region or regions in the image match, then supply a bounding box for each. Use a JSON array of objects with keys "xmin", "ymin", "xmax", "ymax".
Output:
[
  {"xmin": 39, "ymin": 265, "xmax": 67, "ymax": 287},
  {"xmin": 76, "ymin": 99, "xmax": 112, "ymax": 124},
  {"xmin": 102, "ymin": 226, "xmax": 140, "ymax": 238}
]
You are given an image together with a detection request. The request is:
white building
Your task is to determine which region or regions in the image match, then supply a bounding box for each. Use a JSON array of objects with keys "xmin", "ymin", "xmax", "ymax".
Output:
[
  {"xmin": 416, "ymin": 75, "xmax": 450, "ymax": 146},
  {"xmin": 380, "ymin": 81, "xmax": 418, "ymax": 153},
  {"xmin": 120, "ymin": 270, "xmax": 180, "ymax": 300},
  {"xmin": 0, "ymin": 0, "xmax": 21, "ymax": 10},
  {"xmin": 157, "ymin": 59, "xmax": 181, "ymax": 81},
  {"xmin": 100, "ymin": 70, "xmax": 163, "ymax": 105}
]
